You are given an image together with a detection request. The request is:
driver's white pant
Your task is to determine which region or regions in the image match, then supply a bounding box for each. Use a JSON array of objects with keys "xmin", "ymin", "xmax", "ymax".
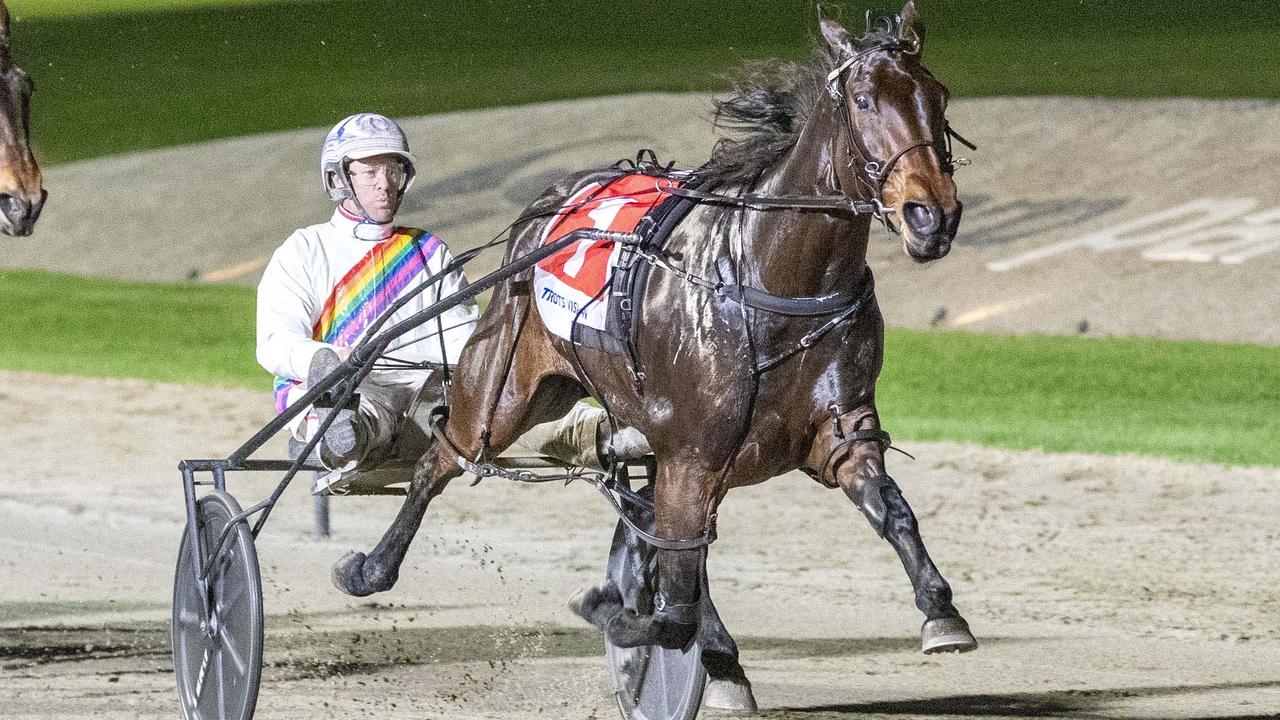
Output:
[{"xmin": 297, "ymin": 376, "xmax": 612, "ymax": 470}]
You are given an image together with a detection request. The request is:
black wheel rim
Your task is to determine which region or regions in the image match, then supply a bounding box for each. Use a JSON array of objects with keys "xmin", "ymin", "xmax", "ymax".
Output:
[{"xmin": 172, "ymin": 491, "xmax": 264, "ymax": 720}]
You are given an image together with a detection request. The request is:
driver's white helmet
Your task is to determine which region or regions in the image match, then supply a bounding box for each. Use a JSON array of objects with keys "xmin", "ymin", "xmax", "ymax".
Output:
[{"xmin": 320, "ymin": 113, "xmax": 417, "ymax": 201}]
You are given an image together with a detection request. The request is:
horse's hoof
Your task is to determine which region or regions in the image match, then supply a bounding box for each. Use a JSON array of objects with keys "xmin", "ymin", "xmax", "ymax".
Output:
[
  {"xmin": 921, "ymin": 616, "xmax": 978, "ymax": 654},
  {"xmin": 605, "ymin": 609, "xmax": 653, "ymax": 649},
  {"xmin": 568, "ymin": 584, "xmax": 622, "ymax": 630},
  {"xmin": 331, "ymin": 551, "xmax": 375, "ymax": 597},
  {"xmin": 704, "ymin": 678, "xmax": 758, "ymax": 712}
]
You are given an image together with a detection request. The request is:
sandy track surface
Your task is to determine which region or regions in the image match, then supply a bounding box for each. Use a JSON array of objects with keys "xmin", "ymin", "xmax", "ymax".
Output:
[
  {"xmin": 8, "ymin": 94, "xmax": 1280, "ymax": 344},
  {"xmin": 3, "ymin": 369, "xmax": 1280, "ymax": 719}
]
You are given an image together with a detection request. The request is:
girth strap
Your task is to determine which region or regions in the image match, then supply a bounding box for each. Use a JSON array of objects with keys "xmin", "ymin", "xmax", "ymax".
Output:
[{"xmin": 716, "ymin": 258, "xmax": 875, "ymax": 318}]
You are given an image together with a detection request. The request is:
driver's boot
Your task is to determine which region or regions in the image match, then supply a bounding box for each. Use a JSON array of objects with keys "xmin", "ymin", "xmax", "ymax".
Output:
[{"xmin": 516, "ymin": 402, "xmax": 650, "ymax": 470}]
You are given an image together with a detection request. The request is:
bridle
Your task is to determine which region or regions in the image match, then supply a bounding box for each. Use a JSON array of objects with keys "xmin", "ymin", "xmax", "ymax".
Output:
[
  {"xmin": 825, "ymin": 41, "xmax": 975, "ymax": 230},
  {"xmin": 659, "ymin": 41, "xmax": 974, "ymax": 226}
]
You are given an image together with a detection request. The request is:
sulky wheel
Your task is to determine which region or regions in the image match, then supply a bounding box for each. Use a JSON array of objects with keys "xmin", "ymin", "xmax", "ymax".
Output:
[
  {"xmin": 603, "ymin": 484, "xmax": 707, "ymax": 720},
  {"xmin": 172, "ymin": 491, "xmax": 264, "ymax": 720},
  {"xmin": 606, "ymin": 638, "xmax": 706, "ymax": 720}
]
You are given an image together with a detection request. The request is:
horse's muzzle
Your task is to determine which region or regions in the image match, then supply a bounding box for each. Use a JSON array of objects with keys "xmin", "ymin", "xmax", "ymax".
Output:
[
  {"xmin": 0, "ymin": 189, "xmax": 46, "ymax": 237},
  {"xmin": 903, "ymin": 201, "xmax": 961, "ymax": 262}
]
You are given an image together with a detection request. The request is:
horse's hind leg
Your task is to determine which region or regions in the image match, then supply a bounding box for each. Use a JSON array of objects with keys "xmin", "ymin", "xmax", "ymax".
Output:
[
  {"xmin": 332, "ymin": 285, "xmax": 577, "ymax": 596},
  {"xmin": 824, "ymin": 418, "xmax": 977, "ymax": 654},
  {"xmin": 331, "ymin": 437, "xmax": 462, "ymax": 596}
]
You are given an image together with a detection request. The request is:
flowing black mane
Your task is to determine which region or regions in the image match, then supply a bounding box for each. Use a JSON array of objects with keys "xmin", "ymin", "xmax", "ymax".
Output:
[{"xmin": 701, "ymin": 26, "xmax": 904, "ymax": 189}]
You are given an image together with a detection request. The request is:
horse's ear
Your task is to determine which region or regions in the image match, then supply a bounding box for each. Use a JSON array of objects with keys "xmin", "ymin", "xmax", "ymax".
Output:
[
  {"xmin": 899, "ymin": 1, "xmax": 925, "ymax": 50},
  {"xmin": 820, "ymin": 18, "xmax": 854, "ymax": 58}
]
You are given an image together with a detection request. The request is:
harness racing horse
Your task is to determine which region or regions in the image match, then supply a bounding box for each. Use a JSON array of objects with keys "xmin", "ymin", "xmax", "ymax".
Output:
[
  {"xmin": 333, "ymin": 4, "xmax": 976, "ymax": 710},
  {"xmin": 0, "ymin": 0, "xmax": 43, "ymax": 236}
]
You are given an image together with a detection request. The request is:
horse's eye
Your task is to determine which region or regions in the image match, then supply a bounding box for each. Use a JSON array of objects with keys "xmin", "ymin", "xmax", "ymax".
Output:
[{"xmin": 854, "ymin": 95, "xmax": 871, "ymax": 111}]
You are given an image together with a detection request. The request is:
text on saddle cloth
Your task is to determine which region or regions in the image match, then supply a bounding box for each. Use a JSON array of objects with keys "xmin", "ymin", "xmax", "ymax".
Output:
[{"xmin": 532, "ymin": 172, "xmax": 688, "ymax": 342}]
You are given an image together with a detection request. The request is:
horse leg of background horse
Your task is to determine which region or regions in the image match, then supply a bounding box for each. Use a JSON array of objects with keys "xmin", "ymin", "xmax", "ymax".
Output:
[
  {"xmin": 332, "ymin": 288, "xmax": 579, "ymax": 596},
  {"xmin": 831, "ymin": 427, "xmax": 978, "ymax": 654}
]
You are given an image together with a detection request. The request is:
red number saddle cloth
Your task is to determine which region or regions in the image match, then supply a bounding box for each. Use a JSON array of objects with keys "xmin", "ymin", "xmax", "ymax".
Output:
[{"xmin": 532, "ymin": 172, "xmax": 687, "ymax": 342}]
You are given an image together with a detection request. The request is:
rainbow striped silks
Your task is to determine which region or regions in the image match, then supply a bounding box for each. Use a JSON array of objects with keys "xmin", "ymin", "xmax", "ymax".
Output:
[{"xmin": 273, "ymin": 228, "xmax": 442, "ymax": 413}]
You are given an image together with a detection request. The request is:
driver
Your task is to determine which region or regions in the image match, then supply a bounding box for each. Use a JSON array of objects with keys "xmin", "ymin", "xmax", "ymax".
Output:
[{"xmin": 256, "ymin": 112, "xmax": 642, "ymax": 481}]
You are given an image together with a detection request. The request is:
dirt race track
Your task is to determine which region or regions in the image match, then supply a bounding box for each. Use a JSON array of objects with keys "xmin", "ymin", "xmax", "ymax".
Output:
[
  {"xmin": 2, "ymin": 371, "xmax": 1280, "ymax": 719},
  {"xmin": 3, "ymin": 94, "xmax": 1280, "ymax": 719}
]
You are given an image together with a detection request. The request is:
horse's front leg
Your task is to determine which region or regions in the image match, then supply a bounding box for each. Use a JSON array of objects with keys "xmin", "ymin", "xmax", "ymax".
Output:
[
  {"xmin": 332, "ymin": 443, "xmax": 460, "ymax": 596},
  {"xmin": 569, "ymin": 478, "xmax": 756, "ymax": 710},
  {"xmin": 822, "ymin": 413, "xmax": 977, "ymax": 654},
  {"xmin": 596, "ymin": 462, "xmax": 710, "ymax": 651}
]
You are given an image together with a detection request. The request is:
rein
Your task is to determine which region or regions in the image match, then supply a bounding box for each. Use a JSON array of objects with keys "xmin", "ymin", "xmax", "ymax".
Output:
[
  {"xmin": 621, "ymin": 225, "xmax": 875, "ymax": 324},
  {"xmin": 659, "ymin": 184, "xmax": 889, "ymax": 217},
  {"xmin": 644, "ymin": 44, "xmax": 975, "ymax": 233}
]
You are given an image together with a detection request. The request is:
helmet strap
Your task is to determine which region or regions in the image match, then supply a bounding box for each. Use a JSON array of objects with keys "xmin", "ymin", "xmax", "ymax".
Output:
[{"xmin": 336, "ymin": 161, "xmax": 400, "ymax": 240}]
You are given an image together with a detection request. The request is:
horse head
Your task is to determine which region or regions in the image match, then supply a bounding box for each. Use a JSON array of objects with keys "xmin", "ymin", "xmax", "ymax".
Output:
[
  {"xmin": 0, "ymin": 1, "xmax": 44, "ymax": 237},
  {"xmin": 821, "ymin": 2, "xmax": 963, "ymax": 262}
]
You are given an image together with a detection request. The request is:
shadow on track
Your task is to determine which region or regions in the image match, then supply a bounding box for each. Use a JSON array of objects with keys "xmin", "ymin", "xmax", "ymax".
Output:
[{"xmin": 771, "ymin": 679, "xmax": 1280, "ymax": 718}]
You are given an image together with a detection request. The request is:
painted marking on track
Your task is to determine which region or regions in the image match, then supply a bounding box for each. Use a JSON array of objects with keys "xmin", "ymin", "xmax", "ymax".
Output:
[
  {"xmin": 988, "ymin": 197, "xmax": 1280, "ymax": 271},
  {"xmin": 200, "ymin": 255, "xmax": 271, "ymax": 283},
  {"xmin": 949, "ymin": 296, "xmax": 1043, "ymax": 327}
]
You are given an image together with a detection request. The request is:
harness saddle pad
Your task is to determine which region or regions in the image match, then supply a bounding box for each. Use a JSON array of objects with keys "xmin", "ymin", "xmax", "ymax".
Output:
[{"xmin": 532, "ymin": 172, "xmax": 689, "ymax": 347}]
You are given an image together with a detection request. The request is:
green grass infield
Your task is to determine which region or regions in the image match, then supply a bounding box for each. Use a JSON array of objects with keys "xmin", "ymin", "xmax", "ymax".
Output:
[
  {"xmin": 9, "ymin": 0, "xmax": 1280, "ymax": 164},
  {"xmin": 3, "ymin": 269, "xmax": 1276, "ymax": 468}
]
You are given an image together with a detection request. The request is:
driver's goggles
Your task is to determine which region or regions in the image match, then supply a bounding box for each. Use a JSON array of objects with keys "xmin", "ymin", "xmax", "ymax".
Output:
[{"xmin": 347, "ymin": 161, "xmax": 408, "ymax": 189}]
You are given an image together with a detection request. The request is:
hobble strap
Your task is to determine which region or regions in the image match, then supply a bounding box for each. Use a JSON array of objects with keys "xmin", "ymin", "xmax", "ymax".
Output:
[
  {"xmin": 819, "ymin": 428, "xmax": 893, "ymax": 487},
  {"xmin": 815, "ymin": 402, "xmax": 914, "ymax": 486},
  {"xmin": 654, "ymin": 592, "xmax": 701, "ymax": 625}
]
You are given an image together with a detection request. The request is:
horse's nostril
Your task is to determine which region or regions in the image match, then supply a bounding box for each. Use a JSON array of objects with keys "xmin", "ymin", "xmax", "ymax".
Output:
[
  {"xmin": 903, "ymin": 202, "xmax": 939, "ymax": 235},
  {"xmin": 0, "ymin": 195, "xmax": 18, "ymax": 225},
  {"xmin": 0, "ymin": 193, "xmax": 36, "ymax": 233}
]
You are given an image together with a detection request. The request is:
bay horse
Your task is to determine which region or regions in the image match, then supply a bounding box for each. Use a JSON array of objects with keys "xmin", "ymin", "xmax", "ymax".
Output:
[
  {"xmin": 333, "ymin": 4, "xmax": 975, "ymax": 710},
  {"xmin": 0, "ymin": 0, "xmax": 43, "ymax": 236}
]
